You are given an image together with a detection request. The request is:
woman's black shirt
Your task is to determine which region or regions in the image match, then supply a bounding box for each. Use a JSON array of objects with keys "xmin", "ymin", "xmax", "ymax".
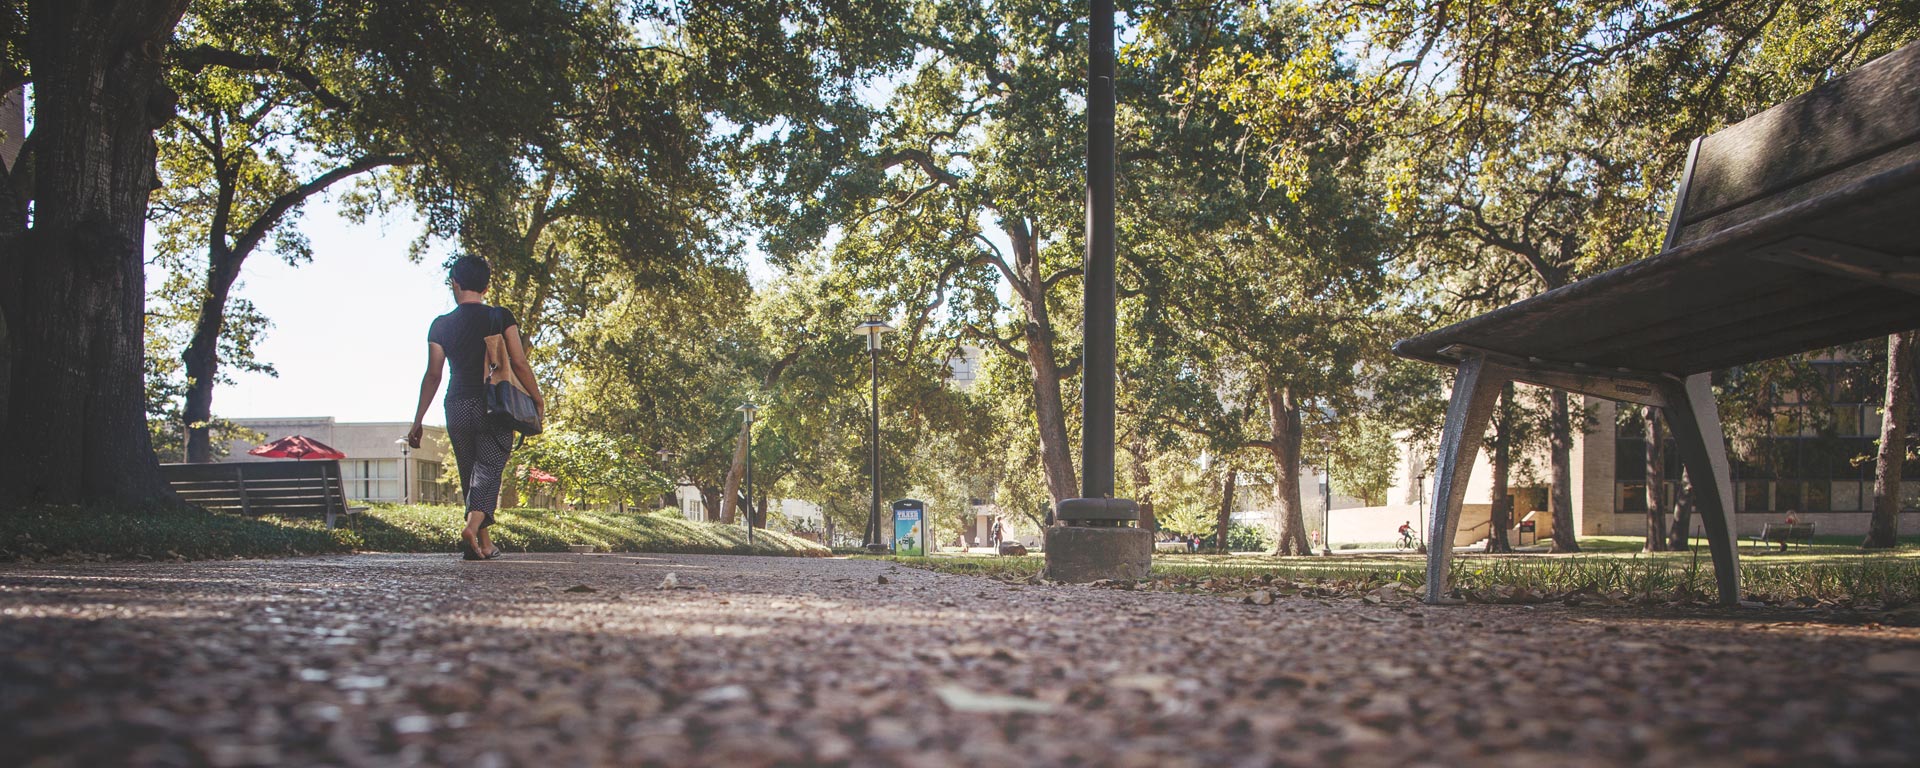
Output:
[{"xmin": 428, "ymin": 303, "xmax": 517, "ymax": 400}]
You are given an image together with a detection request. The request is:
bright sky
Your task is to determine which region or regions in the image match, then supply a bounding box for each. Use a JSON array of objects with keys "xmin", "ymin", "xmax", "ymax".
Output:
[
  {"xmin": 145, "ymin": 195, "xmax": 784, "ymax": 428},
  {"xmin": 148, "ymin": 200, "xmax": 459, "ymax": 426}
]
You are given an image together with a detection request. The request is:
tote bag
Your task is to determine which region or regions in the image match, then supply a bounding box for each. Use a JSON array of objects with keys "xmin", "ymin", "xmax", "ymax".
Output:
[{"xmin": 482, "ymin": 307, "xmax": 543, "ymax": 436}]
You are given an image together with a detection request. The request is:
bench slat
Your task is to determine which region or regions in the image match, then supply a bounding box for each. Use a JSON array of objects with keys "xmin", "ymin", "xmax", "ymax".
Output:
[
  {"xmin": 162, "ymin": 460, "xmax": 356, "ymax": 527},
  {"xmin": 1681, "ymin": 41, "xmax": 1920, "ymax": 239}
]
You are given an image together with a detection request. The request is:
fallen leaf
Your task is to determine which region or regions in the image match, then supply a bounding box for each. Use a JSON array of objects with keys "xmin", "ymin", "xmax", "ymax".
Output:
[
  {"xmin": 656, "ymin": 573, "xmax": 679, "ymax": 590},
  {"xmin": 934, "ymin": 685, "xmax": 1055, "ymax": 714},
  {"xmin": 564, "ymin": 584, "xmax": 596, "ymax": 593},
  {"xmin": 1866, "ymin": 650, "xmax": 1920, "ymax": 675},
  {"xmin": 1245, "ymin": 590, "xmax": 1274, "ymax": 606},
  {"xmin": 877, "ymin": 575, "xmax": 890, "ymax": 585}
]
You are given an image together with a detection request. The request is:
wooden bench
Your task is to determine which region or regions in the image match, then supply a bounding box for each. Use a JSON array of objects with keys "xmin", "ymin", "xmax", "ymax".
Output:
[
  {"xmin": 161, "ymin": 460, "xmax": 366, "ymax": 529},
  {"xmin": 1752, "ymin": 522, "xmax": 1816, "ymax": 551},
  {"xmin": 1395, "ymin": 40, "xmax": 1920, "ymax": 605}
]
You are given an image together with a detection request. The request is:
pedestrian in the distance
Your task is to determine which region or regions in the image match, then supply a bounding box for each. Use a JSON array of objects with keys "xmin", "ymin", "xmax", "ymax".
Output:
[
  {"xmin": 990, "ymin": 516, "xmax": 1005, "ymax": 553},
  {"xmin": 407, "ymin": 256, "xmax": 545, "ymax": 561}
]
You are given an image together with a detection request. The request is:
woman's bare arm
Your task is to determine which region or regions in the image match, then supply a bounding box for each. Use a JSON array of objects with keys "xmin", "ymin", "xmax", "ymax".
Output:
[
  {"xmin": 503, "ymin": 326, "xmax": 545, "ymax": 417},
  {"xmin": 408, "ymin": 343, "xmax": 446, "ymax": 447}
]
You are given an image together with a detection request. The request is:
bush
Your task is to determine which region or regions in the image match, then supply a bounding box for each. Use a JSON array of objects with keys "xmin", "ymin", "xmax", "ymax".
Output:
[{"xmin": 1226, "ymin": 523, "xmax": 1271, "ymax": 552}]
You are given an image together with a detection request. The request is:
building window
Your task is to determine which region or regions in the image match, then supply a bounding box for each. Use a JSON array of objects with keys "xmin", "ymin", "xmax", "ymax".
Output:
[
  {"xmin": 1830, "ymin": 481, "xmax": 1861, "ymax": 512},
  {"xmin": 344, "ymin": 459, "xmax": 402, "ymax": 502}
]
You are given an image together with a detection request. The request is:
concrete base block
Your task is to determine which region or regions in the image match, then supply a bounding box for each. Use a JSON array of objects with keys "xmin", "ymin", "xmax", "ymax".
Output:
[{"xmin": 1044, "ymin": 526, "xmax": 1153, "ymax": 583}]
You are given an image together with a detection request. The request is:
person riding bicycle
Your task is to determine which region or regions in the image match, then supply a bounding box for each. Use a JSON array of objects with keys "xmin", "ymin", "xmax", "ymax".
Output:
[{"xmin": 1397, "ymin": 521, "xmax": 1415, "ymax": 548}]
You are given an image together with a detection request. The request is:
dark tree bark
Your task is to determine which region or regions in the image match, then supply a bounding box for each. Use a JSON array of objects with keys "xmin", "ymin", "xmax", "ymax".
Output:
[
  {"xmin": 1864, "ymin": 331, "xmax": 1915, "ymax": 549},
  {"xmin": 1669, "ymin": 476, "xmax": 1695, "ymax": 551},
  {"xmin": 1485, "ymin": 382, "xmax": 1515, "ymax": 553},
  {"xmin": 2, "ymin": 1, "xmax": 192, "ymax": 507},
  {"xmin": 1265, "ymin": 382, "xmax": 1312, "ymax": 556},
  {"xmin": 1003, "ymin": 218, "xmax": 1079, "ymax": 508},
  {"xmin": 1547, "ymin": 391, "xmax": 1581, "ymax": 552},
  {"xmin": 1644, "ymin": 408, "xmax": 1670, "ymax": 552},
  {"xmin": 1215, "ymin": 467, "xmax": 1235, "ymax": 552},
  {"xmin": 1127, "ymin": 437, "xmax": 1156, "ymax": 533},
  {"xmin": 698, "ymin": 485, "xmax": 720, "ymax": 523}
]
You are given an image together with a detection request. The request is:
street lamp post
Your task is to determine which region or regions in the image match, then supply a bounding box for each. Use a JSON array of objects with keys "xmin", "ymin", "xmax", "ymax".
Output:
[
  {"xmin": 1320, "ymin": 428, "xmax": 1334, "ymax": 556},
  {"xmin": 1043, "ymin": 0, "xmax": 1152, "ymax": 582},
  {"xmin": 737, "ymin": 403, "xmax": 758, "ymax": 545},
  {"xmin": 1416, "ymin": 473, "xmax": 1427, "ymax": 551},
  {"xmin": 1319, "ymin": 470, "xmax": 1333, "ymax": 556},
  {"xmin": 392, "ymin": 437, "xmax": 412, "ymax": 504},
  {"xmin": 853, "ymin": 317, "xmax": 894, "ymax": 554}
]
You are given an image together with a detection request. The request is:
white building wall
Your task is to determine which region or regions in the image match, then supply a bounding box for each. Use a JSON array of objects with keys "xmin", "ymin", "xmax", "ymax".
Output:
[{"xmin": 220, "ymin": 418, "xmax": 452, "ymax": 504}]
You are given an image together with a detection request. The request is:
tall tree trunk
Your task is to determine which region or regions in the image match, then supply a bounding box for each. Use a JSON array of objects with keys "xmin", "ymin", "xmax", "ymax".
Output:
[
  {"xmin": 1486, "ymin": 382, "xmax": 1515, "ymax": 553},
  {"xmin": 698, "ymin": 485, "xmax": 720, "ymax": 523},
  {"xmin": 2, "ymin": 1, "xmax": 190, "ymax": 506},
  {"xmin": 1669, "ymin": 476, "xmax": 1694, "ymax": 551},
  {"xmin": 181, "ymin": 245, "xmax": 241, "ymax": 462},
  {"xmin": 1644, "ymin": 408, "xmax": 1669, "ymax": 552},
  {"xmin": 717, "ymin": 422, "xmax": 750, "ymax": 524},
  {"xmin": 1127, "ymin": 437, "xmax": 1156, "ymax": 533},
  {"xmin": 1005, "ymin": 219, "xmax": 1078, "ymax": 509},
  {"xmin": 1215, "ymin": 467, "xmax": 1235, "ymax": 552},
  {"xmin": 1548, "ymin": 391, "xmax": 1581, "ymax": 552},
  {"xmin": 1265, "ymin": 382, "xmax": 1311, "ymax": 556},
  {"xmin": 1865, "ymin": 331, "xmax": 1915, "ymax": 549}
]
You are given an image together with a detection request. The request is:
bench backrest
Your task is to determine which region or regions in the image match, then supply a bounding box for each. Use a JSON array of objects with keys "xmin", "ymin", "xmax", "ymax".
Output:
[
  {"xmin": 1666, "ymin": 41, "xmax": 1920, "ymax": 249},
  {"xmin": 161, "ymin": 460, "xmax": 350, "ymax": 518}
]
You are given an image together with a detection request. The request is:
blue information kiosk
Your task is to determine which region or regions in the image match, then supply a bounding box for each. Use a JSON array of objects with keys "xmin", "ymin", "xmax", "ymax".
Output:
[{"xmin": 891, "ymin": 499, "xmax": 925, "ymax": 556}]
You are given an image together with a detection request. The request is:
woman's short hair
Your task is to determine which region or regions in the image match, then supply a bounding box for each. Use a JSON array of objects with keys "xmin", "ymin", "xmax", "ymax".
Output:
[{"xmin": 449, "ymin": 256, "xmax": 491, "ymax": 293}]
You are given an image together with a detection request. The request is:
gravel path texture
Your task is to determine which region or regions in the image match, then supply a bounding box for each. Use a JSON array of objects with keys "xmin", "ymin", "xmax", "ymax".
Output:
[{"xmin": 3, "ymin": 552, "xmax": 1919, "ymax": 767}]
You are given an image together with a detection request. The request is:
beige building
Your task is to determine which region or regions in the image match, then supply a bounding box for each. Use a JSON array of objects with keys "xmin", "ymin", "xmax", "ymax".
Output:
[
  {"xmin": 220, "ymin": 417, "xmax": 455, "ymax": 504},
  {"xmin": 1331, "ymin": 379, "xmax": 1920, "ymax": 547}
]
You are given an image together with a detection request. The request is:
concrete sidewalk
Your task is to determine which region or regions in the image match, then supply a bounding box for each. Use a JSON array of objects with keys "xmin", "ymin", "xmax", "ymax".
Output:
[{"xmin": 2, "ymin": 552, "xmax": 1916, "ymax": 766}]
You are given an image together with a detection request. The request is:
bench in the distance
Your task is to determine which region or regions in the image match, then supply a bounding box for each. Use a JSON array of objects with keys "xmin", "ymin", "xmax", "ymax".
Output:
[
  {"xmin": 161, "ymin": 460, "xmax": 366, "ymax": 529},
  {"xmin": 1752, "ymin": 522, "xmax": 1816, "ymax": 551}
]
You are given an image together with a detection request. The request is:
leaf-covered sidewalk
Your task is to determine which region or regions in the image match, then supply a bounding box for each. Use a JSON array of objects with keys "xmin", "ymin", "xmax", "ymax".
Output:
[{"xmin": 2, "ymin": 553, "xmax": 1917, "ymax": 766}]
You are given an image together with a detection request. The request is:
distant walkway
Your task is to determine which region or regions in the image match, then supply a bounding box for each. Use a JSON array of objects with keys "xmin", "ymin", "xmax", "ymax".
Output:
[{"xmin": 2, "ymin": 553, "xmax": 1916, "ymax": 765}]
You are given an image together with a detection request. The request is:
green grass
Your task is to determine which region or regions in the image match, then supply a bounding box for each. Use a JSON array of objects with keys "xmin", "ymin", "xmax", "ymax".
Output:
[
  {"xmin": 0, "ymin": 504, "xmax": 353, "ymax": 561},
  {"xmin": 0, "ymin": 503, "xmax": 827, "ymax": 562},
  {"xmin": 352, "ymin": 504, "xmax": 827, "ymax": 557},
  {"xmin": 877, "ymin": 536, "xmax": 1920, "ymax": 607}
]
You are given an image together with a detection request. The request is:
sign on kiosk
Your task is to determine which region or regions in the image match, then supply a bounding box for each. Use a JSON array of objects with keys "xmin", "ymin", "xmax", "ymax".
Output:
[{"xmin": 891, "ymin": 499, "xmax": 925, "ymax": 556}]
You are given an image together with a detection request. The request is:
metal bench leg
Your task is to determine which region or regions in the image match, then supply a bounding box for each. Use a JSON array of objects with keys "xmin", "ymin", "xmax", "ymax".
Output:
[
  {"xmin": 1657, "ymin": 373, "xmax": 1742, "ymax": 606},
  {"xmin": 1425, "ymin": 354, "xmax": 1508, "ymax": 604}
]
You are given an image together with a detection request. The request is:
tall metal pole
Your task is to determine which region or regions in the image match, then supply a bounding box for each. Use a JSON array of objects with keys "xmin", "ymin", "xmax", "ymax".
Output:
[
  {"xmin": 1044, "ymin": 0, "xmax": 1148, "ymax": 580},
  {"xmin": 1081, "ymin": 0, "xmax": 1118, "ymax": 502},
  {"xmin": 865, "ymin": 347, "xmax": 886, "ymax": 552},
  {"xmin": 745, "ymin": 416, "xmax": 755, "ymax": 546}
]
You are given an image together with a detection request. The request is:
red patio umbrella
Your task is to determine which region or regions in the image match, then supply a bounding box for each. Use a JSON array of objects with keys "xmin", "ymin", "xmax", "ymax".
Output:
[{"xmin": 248, "ymin": 435, "xmax": 347, "ymax": 461}]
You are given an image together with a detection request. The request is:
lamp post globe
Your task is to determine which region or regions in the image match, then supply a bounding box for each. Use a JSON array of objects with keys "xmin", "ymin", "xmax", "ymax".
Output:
[
  {"xmin": 737, "ymin": 403, "xmax": 759, "ymax": 545},
  {"xmin": 853, "ymin": 317, "xmax": 894, "ymax": 554}
]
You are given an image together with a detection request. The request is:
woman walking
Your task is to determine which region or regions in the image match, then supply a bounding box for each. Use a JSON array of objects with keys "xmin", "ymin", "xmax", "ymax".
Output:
[{"xmin": 407, "ymin": 257, "xmax": 545, "ymax": 560}]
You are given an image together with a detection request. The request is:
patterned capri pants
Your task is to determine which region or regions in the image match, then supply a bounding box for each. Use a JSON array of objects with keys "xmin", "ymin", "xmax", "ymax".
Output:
[{"xmin": 444, "ymin": 397, "xmax": 515, "ymax": 527}]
